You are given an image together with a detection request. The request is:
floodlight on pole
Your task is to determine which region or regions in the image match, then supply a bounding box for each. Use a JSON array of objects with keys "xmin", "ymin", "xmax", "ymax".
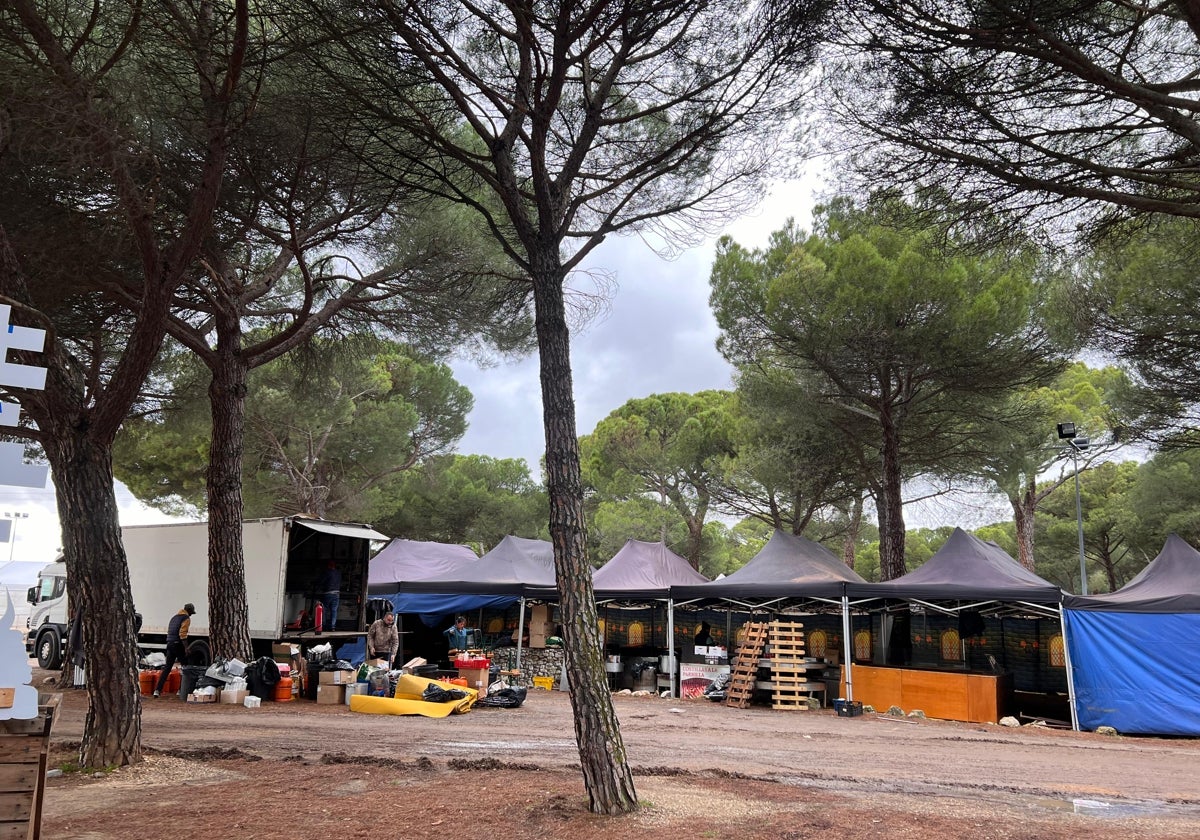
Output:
[{"xmin": 1056, "ymin": 423, "xmax": 1089, "ymax": 595}]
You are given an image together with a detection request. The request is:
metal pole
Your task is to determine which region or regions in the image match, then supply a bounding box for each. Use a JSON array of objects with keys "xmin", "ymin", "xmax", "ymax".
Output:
[
  {"xmin": 841, "ymin": 594, "xmax": 853, "ymax": 702},
  {"xmin": 516, "ymin": 597, "xmax": 525, "ymax": 672},
  {"xmin": 1072, "ymin": 445, "xmax": 1087, "ymax": 595}
]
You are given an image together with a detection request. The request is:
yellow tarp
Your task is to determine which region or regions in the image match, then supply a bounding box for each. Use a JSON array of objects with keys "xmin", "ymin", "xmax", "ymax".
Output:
[{"xmin": 348, "ymin": 674, "xmax": 477, "ymax": 717}]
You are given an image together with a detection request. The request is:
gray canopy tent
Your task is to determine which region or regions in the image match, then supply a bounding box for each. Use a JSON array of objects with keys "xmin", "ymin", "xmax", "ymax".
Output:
[
  {"xmin": 592, "ymin": 539, "xmax": 709, "ymax": 697},
  {"xmin": 672, "ymin": 530, "xmax": 868, "ymax": 690},
  {"xmin": 396, "ymin": 535, "xmax": 558, "ymax": 671},
  {"xmin": 845, "ymin": 528, "xmax": 1070, "ymax": 721}
]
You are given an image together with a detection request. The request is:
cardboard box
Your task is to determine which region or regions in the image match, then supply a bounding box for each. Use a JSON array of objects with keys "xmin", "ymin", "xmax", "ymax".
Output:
[
  {"xmin": 220, "ymin": 688, "xmax": 248, "ymax": 705},
  {"xmin": 317, "ymin": 684, "xmax": 345, "ymax": 705},
  {"xmin": 318, "ymin": 670, "xmax": 355, "ymax": 686},
  {"xmin": 531, "ymin": 604, "xmax": 550, "ymax": 625},
  {"xmin": 272, "ymin": 643, "xmax": 297, "ymax": 657},
  {"xmin": 456, "ymin": 667, "xmax": 489, "ymax": 694}
]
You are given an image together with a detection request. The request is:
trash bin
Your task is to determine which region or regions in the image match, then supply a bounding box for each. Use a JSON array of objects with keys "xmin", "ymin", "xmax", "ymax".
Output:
[{"xmin": 178, "ymin": 665, "xmax": 206, "ymax": 699}]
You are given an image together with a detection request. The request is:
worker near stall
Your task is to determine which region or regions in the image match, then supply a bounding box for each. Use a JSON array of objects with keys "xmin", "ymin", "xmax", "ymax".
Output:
[
  {"xmin": 694, "ymin": 621, "xmax": 715, "ymax": 647},
  {"xmin": 153, "ymin": 602, "xmax": 195, "ymax": 697},
  {"xmin": 314, "ymin": 560, "xmax": 341, "ymax": 632},
  {"xmin": 443, "ymin": 614, "xmax": 472, "ymax": 655},
  {"xmin": 367, "ymin": 609, "xmax": 400, "ymax": 667}
]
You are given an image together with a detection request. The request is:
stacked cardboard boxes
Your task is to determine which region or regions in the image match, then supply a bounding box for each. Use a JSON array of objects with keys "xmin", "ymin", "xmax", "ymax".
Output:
[
  {"xmin": 528, "ymin": 604, "xmax": 554, "ymax": 649},
  {"xmin": 317, "ymin": 669, "xmax": 355, "ymax": 705}
]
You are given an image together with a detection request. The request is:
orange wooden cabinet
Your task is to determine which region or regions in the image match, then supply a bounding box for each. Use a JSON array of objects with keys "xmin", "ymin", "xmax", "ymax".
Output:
[{"xmin": 840, "ymin": 665, "xmax": 1010, "ymax": 723}]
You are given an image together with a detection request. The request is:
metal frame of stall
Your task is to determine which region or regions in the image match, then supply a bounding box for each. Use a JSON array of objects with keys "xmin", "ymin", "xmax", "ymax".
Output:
[{"xmin": 843, "ymin": 593, "xmax": 1077, "ymax": 728}]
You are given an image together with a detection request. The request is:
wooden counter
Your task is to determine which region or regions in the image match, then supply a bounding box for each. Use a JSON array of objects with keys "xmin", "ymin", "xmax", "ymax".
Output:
[{"xmin": 840, "ymin": 665, "xmax": 1010, "ymax": 723}]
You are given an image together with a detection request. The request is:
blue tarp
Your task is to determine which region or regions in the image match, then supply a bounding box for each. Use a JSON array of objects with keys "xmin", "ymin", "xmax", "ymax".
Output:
[
  {"xmin": 384, "ymin": 593, "xmax": 518, "ymax": 627},
  {"xmin": 1065, "ymin": 610, "xmax": 1200, "ymax": 736}
]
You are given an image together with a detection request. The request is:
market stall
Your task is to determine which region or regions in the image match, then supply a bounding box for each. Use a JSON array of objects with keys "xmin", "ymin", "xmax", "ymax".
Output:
[
  {"xmin": 672, "ymin": 530, "xmax": 867, "ymax": 705},
  {"xmin": 845, "ymin": 528, "xmax": 1068, "ymax": 725},
  {"xmin": 592, "ymin": 539, "xmax": 709, "ymax": 696}
]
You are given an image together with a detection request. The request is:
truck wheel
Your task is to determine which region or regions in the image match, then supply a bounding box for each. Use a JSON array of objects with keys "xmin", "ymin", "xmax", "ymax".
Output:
[
  {"xmin": 185, "ymin": 640, "xmax": 211, "ymax": 667},
  {"xmin": 36, "ymin": 629, "xmax": 62, "ymax": 670}
]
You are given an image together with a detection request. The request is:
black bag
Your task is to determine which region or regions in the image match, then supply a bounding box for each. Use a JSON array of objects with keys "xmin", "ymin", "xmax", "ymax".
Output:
[
  {"xmin": 422, "ymin": 684, "xmax": 467, "ymax": 703},
  {"xmin": 476, "ymin": 687, "xmax": 527, "ymax": 708},
  {"xmin": 247, "ymin": 657, "xmax": 281, "ymax": 699}
]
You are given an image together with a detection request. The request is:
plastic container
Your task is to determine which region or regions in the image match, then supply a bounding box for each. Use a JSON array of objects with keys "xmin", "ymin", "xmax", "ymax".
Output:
[
  {"xmin": 834, "ymin": 699, "xmax": 863, "ymax": 717},
  {"xmin": 274, "ymin": 677, "xmax": 293, "ymax": 702},
  {"xmin": 139, "ymin": 670, "xmax": 158, "ymax": 696},
  {"xmin": 165, "ymin": 667, "xmax": 181, "ymax": 696},
  {"xmin": 532, "ymin": 676, "xmax": 554, "ymax": 690}
]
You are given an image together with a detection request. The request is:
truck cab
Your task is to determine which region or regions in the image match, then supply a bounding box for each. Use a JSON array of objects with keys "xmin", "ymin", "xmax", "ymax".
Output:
[{"xmin": 26, "ymin": 561, "xmax": 68, "ymax": 669}]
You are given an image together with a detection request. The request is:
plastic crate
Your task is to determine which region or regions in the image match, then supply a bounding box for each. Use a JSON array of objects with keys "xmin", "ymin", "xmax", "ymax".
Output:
[
  {"xmin": 834, "ymin": 699, "xmax": 863, "ymax": 717},
  {"xmin": 532, "ymin": 676, "xmax": 555, "ymax": 690}
]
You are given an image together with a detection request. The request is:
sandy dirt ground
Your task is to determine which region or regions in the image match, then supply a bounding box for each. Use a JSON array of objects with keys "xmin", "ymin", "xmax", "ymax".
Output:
[{"xmin": 37, "ymin": 675, "xmax": 1200, "ymax": 840}]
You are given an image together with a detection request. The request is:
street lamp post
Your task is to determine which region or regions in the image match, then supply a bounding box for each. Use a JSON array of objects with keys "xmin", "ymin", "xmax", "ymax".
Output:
[{"xmin": 1056, "ymin": 423, "xmax": 1089, "ymax": 595}]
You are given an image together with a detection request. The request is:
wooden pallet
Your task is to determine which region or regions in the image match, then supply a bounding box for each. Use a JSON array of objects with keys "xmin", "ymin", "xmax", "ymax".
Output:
[
  {"xmin": 724, "ymin": 621, "xmax": 768, "ymax": 709},
  {"xmin": 767, "ymin": 620, "xmax": 815, "ymax": 709},
  {"xmin": 768, "ymin": 619, "xmax": 806, "ymax": 661},
  {"xmin": 769, "ymin": 671, "xmax": 824, "ymax": 710}
]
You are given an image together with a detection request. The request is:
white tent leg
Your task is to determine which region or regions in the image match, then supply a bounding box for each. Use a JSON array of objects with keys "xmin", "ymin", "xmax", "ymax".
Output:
[
  {"xmin": 667, "ymin": 600, "xmax": 675, "ymax": 698},
  {"xmin": 1059, "ymin": 604, "xmax": 1080, "ymax": 731},
  {"xmin": 516, "ymin": 597, "xmax": 525, "ymax": 673},
  {"xmin": 841, "ymin": 594, "xmax": 854, "ymax": 702}
]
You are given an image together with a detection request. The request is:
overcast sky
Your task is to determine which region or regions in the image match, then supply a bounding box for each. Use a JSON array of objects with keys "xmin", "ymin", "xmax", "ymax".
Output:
[{"xmin": 451, "ymin": 179, "xmax": 815, "ymax": 476}]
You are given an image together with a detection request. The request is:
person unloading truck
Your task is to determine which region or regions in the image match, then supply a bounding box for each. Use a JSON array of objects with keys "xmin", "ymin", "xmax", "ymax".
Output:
[{"xmin": 153, "ymin": 602, "xmax": 194, "ymax": 697}]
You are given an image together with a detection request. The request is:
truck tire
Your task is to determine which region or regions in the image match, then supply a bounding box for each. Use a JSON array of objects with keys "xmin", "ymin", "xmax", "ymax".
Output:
[
  {"xmin": 36, "ymin": 629, "xmax": 62, "ymax": 670},
  {"xmin": 184, "ymin": 640, "xmax": 211, "ymax": 667}
]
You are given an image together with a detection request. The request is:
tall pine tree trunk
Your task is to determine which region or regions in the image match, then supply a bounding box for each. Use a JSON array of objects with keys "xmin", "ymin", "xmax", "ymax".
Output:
[
  {"xmin": 841, "ymin": 492, "xmax": 864, "ymax": 569},
  {"xmin": 1011, "ymin": 478, "xmax": 1037, "ymax": 572},
  {"xmin": 44, "ymin": 431, "xmax": 142, "ymax": 768},
  {"xmin": 206, "ymin": 328, "xmax": 253, "ymax": 661},
  {"xmin": 531, "ymin": 263, "xmax": 638, "ymax": 815},
  {"xmin": 878, "ymin": 405, "xmax": 906, "ymax": 580}
]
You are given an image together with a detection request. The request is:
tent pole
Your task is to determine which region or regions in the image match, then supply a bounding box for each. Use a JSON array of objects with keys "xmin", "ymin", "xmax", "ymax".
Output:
[
  {"xmin": 667, "ymin": 599, "xmax": 675, "ymax": 698},
  {"xmin": 1058, "ymin": 603, "xmax": 1080, "ymax": 731},
  {"xmin": 516, "ymin": 597, "xmax": 526, "ymax": 673},
  {"xmin": 841, "ymin": 594, "xmax": 854, "ymax": 702}
]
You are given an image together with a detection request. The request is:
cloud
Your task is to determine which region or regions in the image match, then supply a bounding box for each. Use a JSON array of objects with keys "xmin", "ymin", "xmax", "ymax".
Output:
[{"xmin": 452, "ymin": 178, "xmax": 819, "ymax": 475}]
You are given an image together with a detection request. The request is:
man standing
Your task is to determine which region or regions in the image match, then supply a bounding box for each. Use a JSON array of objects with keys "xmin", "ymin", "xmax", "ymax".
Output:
[
  {"xmin": 153, "ymin": 602, "xmax": 195, "ymax": 697},
  {"xmin": 314, "ymin": 560, "xmax": 341, "ymax": 632},
  {"xmin": 367, "ymin": 609, "xmax": 400, "ymax": 667}
]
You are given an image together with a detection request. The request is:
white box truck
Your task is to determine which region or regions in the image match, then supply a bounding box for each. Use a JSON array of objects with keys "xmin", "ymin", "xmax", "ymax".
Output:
[{"xmin": 26, "ymin": 516, "xmax": 389, "ymax": 668}]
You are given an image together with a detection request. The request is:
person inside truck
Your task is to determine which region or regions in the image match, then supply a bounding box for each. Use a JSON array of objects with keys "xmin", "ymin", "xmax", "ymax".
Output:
[
  {"xmin": 153, "ymin": 602, "xmax": 195, "ymax": 697},
  {"xmin": 314, "ymin": 560, "xmax": 341, "ymax": 632}
]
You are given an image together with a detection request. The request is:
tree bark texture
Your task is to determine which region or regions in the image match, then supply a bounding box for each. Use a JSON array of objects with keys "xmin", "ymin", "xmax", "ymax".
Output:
[
  {"xmin": 44, "ymin": 432, "xmax": 142, "ymax": 768},
  {"xmin": 841, "ymin": 492, "xmax": 864, "ymax": 569},
  {"xmin": 878, "ymin": 403, "xmax": 907, "ymax": 580},
  {"xmin": 206, "ymin": 327, "xmax": 253, "ymax": 661},
  {"xmin": 531, "ymin": 267, "xmax": 638, "ymax": 815},
  {"xmin": 1012, "ymin": 479, "xmax": 1037, "ymax": 572}
]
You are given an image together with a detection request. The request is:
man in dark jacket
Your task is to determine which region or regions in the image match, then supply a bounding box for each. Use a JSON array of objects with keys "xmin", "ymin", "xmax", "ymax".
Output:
[{"xmin": 153, "ymin": 602, "xmax": 195, "ymax": 697}]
